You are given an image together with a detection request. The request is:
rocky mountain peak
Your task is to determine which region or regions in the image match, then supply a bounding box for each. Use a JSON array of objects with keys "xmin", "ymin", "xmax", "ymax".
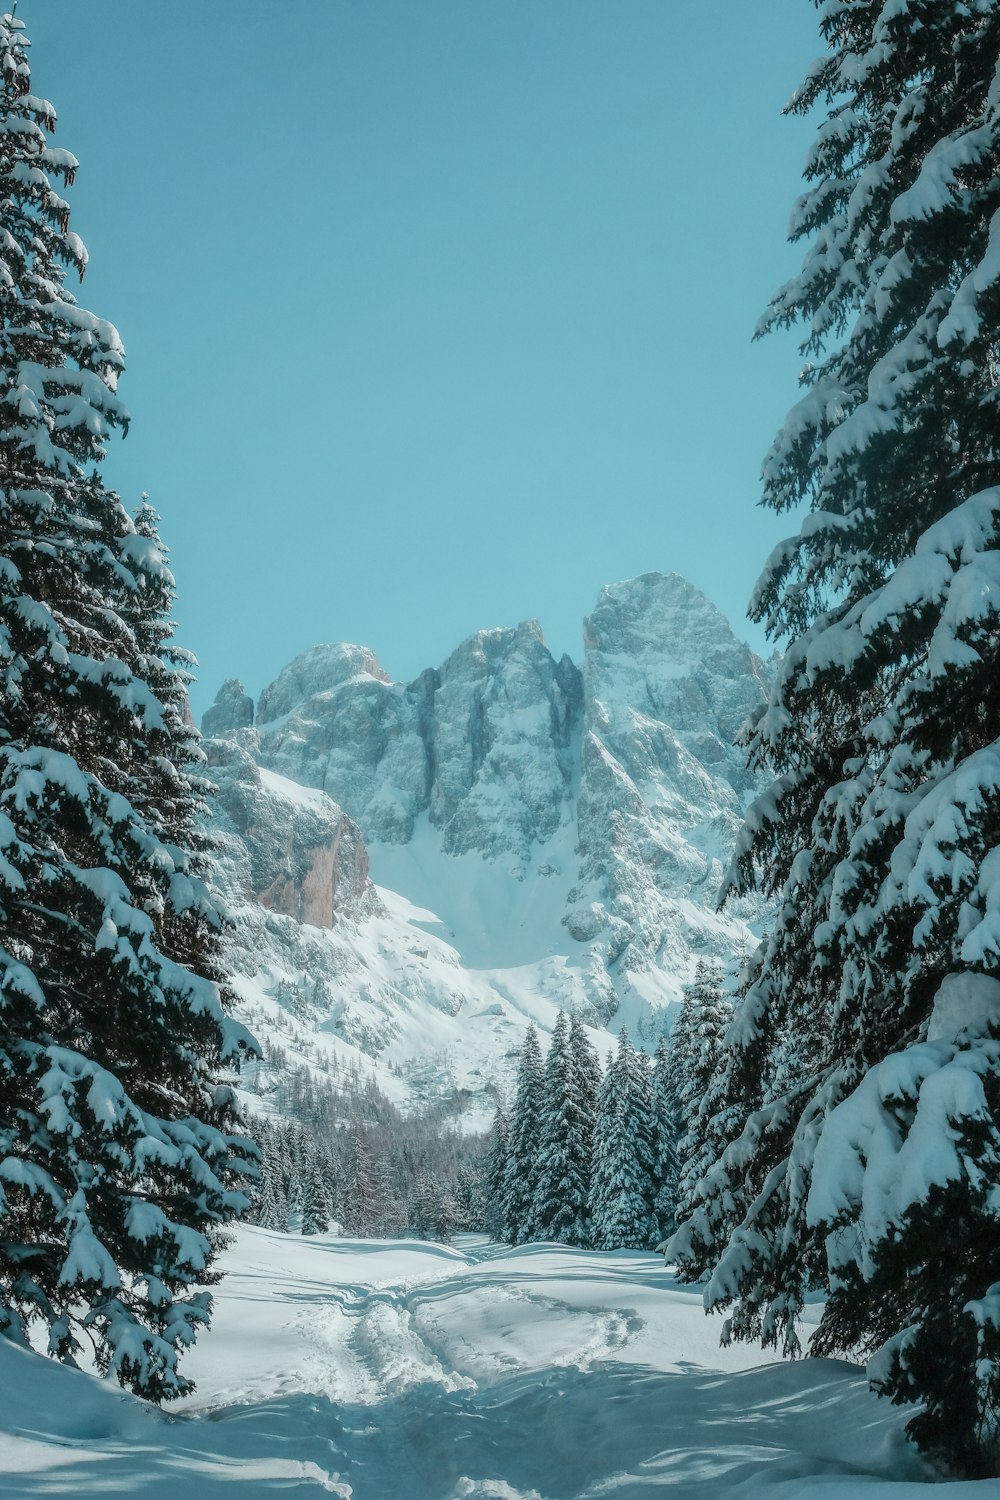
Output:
[
  {"xmin": 584, "ymin": 572, "xmax": 770, "ymax": 758},
  {"xmin": 585, "ymin": 572, "xmax": 738, "ymax": 654},
  {"xmin": 257, "ymin": 643, "xmax": 390, "ymax": 726},
  {"xmin": 203, "ymin": 678, "xmax": 255, "ymax": 738}
]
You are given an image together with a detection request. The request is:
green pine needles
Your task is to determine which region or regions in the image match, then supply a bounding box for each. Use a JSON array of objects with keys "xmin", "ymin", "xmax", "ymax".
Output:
[
  {"xmin": 670, "ymin": 0, "xmax": 1000, "ymax": 1476},
  {"xmin": 0, "ymin": 13, "xmax": 256, "ymax": 1401}
]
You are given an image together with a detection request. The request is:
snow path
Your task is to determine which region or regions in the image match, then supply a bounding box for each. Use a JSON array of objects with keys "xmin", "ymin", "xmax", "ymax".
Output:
[{"xmin": 0, "ymin": 1228, "xmax": 997, "ymax": 1498}]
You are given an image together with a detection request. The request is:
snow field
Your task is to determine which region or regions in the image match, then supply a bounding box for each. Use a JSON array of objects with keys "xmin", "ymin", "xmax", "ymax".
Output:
[{"xmin": 3, "ymin": 1226, "xmax": 998, "ymax": 1497}]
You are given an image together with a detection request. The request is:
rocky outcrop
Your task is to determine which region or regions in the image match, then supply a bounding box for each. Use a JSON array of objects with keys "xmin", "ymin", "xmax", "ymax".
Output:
[
  {"xmin": 567, "ymin": 573, "xmax": 771, "ymax": 982},
  {"xmin": 253, "ymin": 621, "xmax": 582, "ymax": 868},
  {"xmin": 256, "ymin": 643, "xmax": 390, "ymax": 725},
  {"xmin": 205, "ymin": 737, "xmax": 376, "ymax": 930},
  {"xmin": 203, "ymin": 678, "xmax": 255, "ymax": 738}
]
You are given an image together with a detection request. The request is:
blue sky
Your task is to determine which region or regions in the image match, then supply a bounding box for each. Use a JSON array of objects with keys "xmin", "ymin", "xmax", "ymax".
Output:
[{"xmin": 29, "ymin": 2, "xmax": 821, "ymax": 718}]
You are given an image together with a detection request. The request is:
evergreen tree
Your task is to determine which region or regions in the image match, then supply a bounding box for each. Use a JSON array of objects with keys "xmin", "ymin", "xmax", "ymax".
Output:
[
  {"xmin": 371, "ymin": 1152, "xmax": 402, "ymax": 1238},
  {"xmin": 433, "ymin": 1185, "xmax": 460, "ymax": 1244},
  {"xmin": 455, "ymin": 1162, "xmax": 484, "ymax": 1232},
  {"xmin": 408, "ymin": 1160, "xmax": 440, "ymax": 1240},
  {"xmin": 671, "ymin": 963, "xmax": 729, "ymax": 1228},
  {"xmin": 674, "ymin": 0, "xmax": 1000, "ymax": 1474},
  {"xmin": 0, "ymin": 14, "xmax": 255, "ymax": 1401},
  {"xmin": 502, "ymin": 1026, "xmax": 544, "ymax": 1244},
  {"xmin": 569, "ymin": 1011, "xmax": 601, "ymax": 1203},
  {"xmin": 590, "ymin": 1030, "xmax": 655, "ymax": 1250},
  {"xmin": 247, "ymin": 1119, "xmax": 289, "ymax": 1231},
  {"xmin": 529, "ymin": 1013, "xmax": 591, "ymax": 1245},
  {"xmin": 300, "ymin": 1151, "xmax": 332, "ymax": 1236},
  {"xmin": 320, "ymin": 1150, "xmax": 340, "ymax": 1227},
  {"xmin": 484, "ymin": 1107, "xmax": 509, "ymax": 1242},
  {"xmin": 649, "ymin": 1033, "xmax": 678, "ymax": 1246},
  {"xmin": 340, "ymin": 1122, "xmax": 379, "ymax": 1237}
]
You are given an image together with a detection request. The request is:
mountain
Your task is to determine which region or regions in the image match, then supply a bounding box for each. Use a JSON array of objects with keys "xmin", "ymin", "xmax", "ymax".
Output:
[{"xmin": 203, "ymin": 573, "xmax": 772, "ymax": 1116}]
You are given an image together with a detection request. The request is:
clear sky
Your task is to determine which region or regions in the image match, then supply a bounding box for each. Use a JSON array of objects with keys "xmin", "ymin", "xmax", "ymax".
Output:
[{"xmin": 27, "ymin": 2, "xmax": 821, "ymax": 719}]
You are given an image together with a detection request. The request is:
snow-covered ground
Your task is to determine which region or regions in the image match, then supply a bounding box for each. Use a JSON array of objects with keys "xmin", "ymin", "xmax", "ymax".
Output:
[{"xmin": 0, "ymin": 1227, "xmax": 993, "ymax": 1498}]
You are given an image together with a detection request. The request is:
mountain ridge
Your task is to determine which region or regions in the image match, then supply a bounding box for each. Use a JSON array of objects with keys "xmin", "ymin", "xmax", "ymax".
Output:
[{"xmin": 203, "ymin": 572, "xmax": 772, "ymax": 1114}]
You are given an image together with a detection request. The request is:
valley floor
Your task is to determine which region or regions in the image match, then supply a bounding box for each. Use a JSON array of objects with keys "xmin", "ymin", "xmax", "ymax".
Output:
[{"xmin": 0, "ymin": 1228, "xmax": 992, "ymax": 1498}]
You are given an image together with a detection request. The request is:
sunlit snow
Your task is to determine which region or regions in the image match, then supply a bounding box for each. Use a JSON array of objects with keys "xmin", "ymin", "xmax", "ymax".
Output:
[{"xmin": 0, "ymin": 1226, "xmax": 979, "ymax": 1498}]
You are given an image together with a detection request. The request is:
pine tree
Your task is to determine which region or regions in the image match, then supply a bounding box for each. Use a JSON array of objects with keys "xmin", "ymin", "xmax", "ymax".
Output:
[
  {"xmin": 340, "ymin": 1122, "xmax": 379, "ymax": 1237},
  {"xmin": 0, "ymin": 15, "xmax": 255, "ymax": 1401},
  {"xmin": 484, "ymin": 1107, "xmax": 509, "ymax": 1242},
  {"xmin": 569, "ymin": 1011, "xmax": 601, "ymax": 1204},
  {"xmin": 408, "ymin": 1160, "xmax": 439, "ymax": 1240},
  {"xmin": 649, "ymin": 1033, "xmax": 678, "ymax": 1246},
  {"xmin": 590, "ymin": 1030, "xmax": 655, "ymax": 1250},
  {"xmin": 529, "ymin": 1013, "xmax": 591, "ymax": 1245},
  {"xmin": 433, "ymin": 1185, "xmax": 460, "ymax": 1244},
  {"xmin": 371, "ymin": 1151, "xmax": 402, "ymax": 1238},
  {"xmin": 671, "ymin": 963, "xmax": 729, "ymax": 1228},
  {"xmin": 247, "ymin": 1119, "xmax": 289, "ymax": 1231},
  {"xmin": 455, "ymin": 1162, "xmax": 484, "ymax": 1232},
  {"xmin": 502, "ymin": 1026, "xmax": 544, "ymax": 1244},
  {"xmin": 674, "ymin": 0, "xmax": 1000, "ymax": 1474},
  {"xmin": 300, "ymin": 1151, "xmax": 332, "ymax": 1236}
]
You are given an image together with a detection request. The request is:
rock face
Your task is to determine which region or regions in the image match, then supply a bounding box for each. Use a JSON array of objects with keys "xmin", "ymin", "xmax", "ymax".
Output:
[
  {"xmin": 206, "ymin": 738, "xmax": 376, "ymax": 930},
  {"xmin": 253, "ymin": 621, "xmax": 582, "ymax": 865},
  {"xmin": 202, "ymin": 678, "xmax": 255, "ymax": 738},
  {"xmin": 203, "ymin": 572, "xmax": 772, "ymax": 1049},
  {"xmin": 566, "ymin": 574, "xmax": 771, "ymax": 979}
]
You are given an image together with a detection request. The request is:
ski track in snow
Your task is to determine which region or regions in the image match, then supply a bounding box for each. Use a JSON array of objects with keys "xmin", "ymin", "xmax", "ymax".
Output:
[{"xmin": 0, "ymin": 1228, "xmax": 996, "ymax": 1499}]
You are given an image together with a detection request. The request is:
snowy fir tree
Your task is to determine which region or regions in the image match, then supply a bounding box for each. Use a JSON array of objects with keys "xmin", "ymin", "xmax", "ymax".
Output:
[
  {"xmin": 0, "ymin": 14, "xmax": 257, "ymax": 1401},
  {"xmin": 670, "ymin": 0, "xmax": 1000, "ymax": 1475},
  {"xmin": 529, "ymin": 1012, "xmax": 592, "ymax": 1245},
  {"xmin": 502, "ymin": 1025, "xmax": 545, "ymax": 1243},
  {"xmin": 300, "ymin": 1152, "xmax": 332, "ymax": 1237},
  {"xmin": 484, "ymin": 1107, "xmax": 510, "ymax": 1242},
  {"xmin": 590, "ymin": 1030, "xmax": 655, "ymax": 1251},
  {"xmin": 569, "ymin": 1010, "xmax": 601, "ymax": 1183},
  {"xmin": 649, "ymin": 1033, "xmax": 678, "ymax": 1246},
  {"xmin": 339, "ymin": 1122, "xmax": 380, "ymax": 1237},
  {"xmin": 670, "ymin": 962, "xmax": 730, "ymax": 1231}
]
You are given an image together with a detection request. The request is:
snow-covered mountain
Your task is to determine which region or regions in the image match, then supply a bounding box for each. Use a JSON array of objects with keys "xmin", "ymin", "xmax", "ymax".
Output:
[{"xmin": 203, "ymin": 573, "xmax": 772, "ymax": 1113}]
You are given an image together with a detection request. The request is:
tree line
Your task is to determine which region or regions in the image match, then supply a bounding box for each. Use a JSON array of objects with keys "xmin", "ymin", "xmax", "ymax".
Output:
[
  {"xmin": 487, "ymin": 968, "xmax": 729, "ymax": 1251},
  {"xmin": 243, "ymin": 1045, "xmax": 489, "ymax": 1241}
]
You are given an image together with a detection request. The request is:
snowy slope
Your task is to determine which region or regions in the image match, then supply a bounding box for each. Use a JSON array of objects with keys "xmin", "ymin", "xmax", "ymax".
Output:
[
  {"xmin": 0, "ymin": 1225, "xmax": 986, "ymax": 1499},
  {"xmin": 202, "ymin": 574, "xmax": 774, "ymax": 1106}
]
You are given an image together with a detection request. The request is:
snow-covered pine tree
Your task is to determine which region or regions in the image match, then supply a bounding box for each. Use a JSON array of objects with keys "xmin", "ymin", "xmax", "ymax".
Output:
[
  {"xmin": 672, "ymin": 0, "xmax": 1000, "ymax": 1474},
  {"xmin": 649, "ymin": 1034, "xmax": 678, "ymax": 1246},
  {"xmin": 0, "ymin": 14, "xmax": 256, "ymax": 1400},
  {"xmin": 120, "ymin": 497, "xmax": 225, "ymax": 976},
  {"xmin": 258, "ymin": 1140, "xmax": 290, "ymax": 1233},
  {"xmin": 569, "ymin": 1011, "xmax": 600, "ymax": 1188},
  {"xmin": 370, "ymin": 1151, "xmax": 402, "ymax": 1238},
  {"xmin": 300, "ymin": 1151, "xmax": 332, "ymax": 1236},
  {"xmin": 590, "ymin": 1030, "xmax": 655, "ymax": 1251},
  {"xmin": 502, "ymin": 1025, "xmax": 544, "ymax": 1244},
  {"xmin": 246, "ymin": 1118, "xmax": 289, "ymax": 1231},
  {"xmin": 433, "ymin": 1185, "xmax": 460, "ymax": 1244},
  {"xmin": 320, "ymin": 1149, "xmax": 340, "ymax": 1227},
  {"xmin": 529, "ymin": 1012, "xmax": 591, "ymax": 1245},
  {"xmin": 484, "ymin": 1107, "xmax": 510, "ymax": 1242},
  {"xmin": 339, "ymin": 1122, "xmax": 379, "ymax": 1236},
  {"xmin": 455, "ymin": 1161, "xmax": 485, "ymax": 1231},
  {"xmin": 408, "ymin": 1160, "xmax": 439, "ymax": 1240},
  {"xmin": 671, "ymin": 962, "xmax": 729, "ymax": 1229}
]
